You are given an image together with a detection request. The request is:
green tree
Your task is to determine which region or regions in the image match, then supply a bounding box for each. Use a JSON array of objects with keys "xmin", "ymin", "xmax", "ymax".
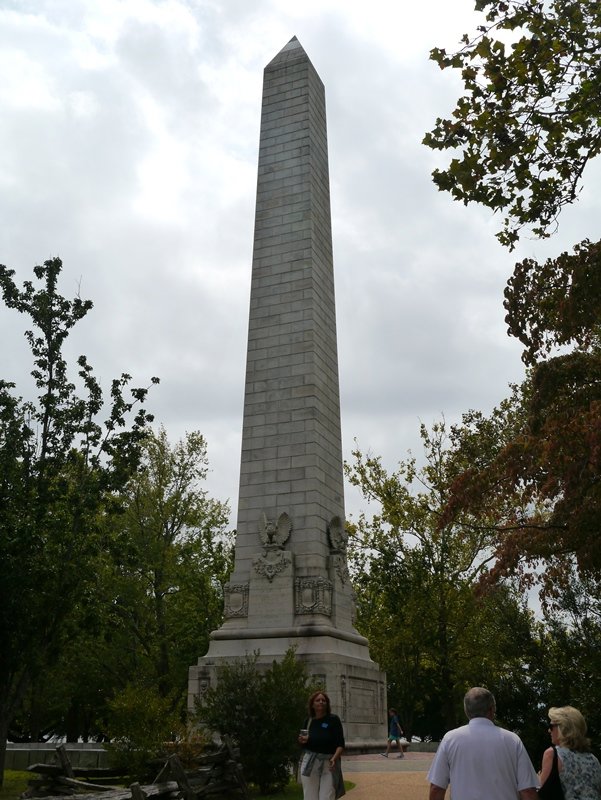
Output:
[
  {"xmin": 514, "ymin": 575, "xmax": 601, "ymax": 765},
  {"xmin": 107, "ymin": 427, "xmax": 233, "ymax": 703},
  {"xmin": 423, "ymin": 0, "xmax": 601, "ymax": 249},
  {"xmin": 197, "ymin": 649, "xmax": 313, "ymax": 794},
  {"xmin": 104, "ymin": 684, "xmax": 182, "ymax": 780},
  {"xmin": 0, "ymin": 258, "xmax": 157, "ymax": 784},
  {"xmin": 539, "ymin": 568, "xmax": 601, "ymax": 727},
  {"xmin": 8, "ymin": 428, "xmax": 234, "ymax": 745},
  {"xmin": 346, "ymin": 419, "xmax": 538, "ymax": 738},
  {"xmin": 440, "ymin": 245, "xmax": 601, "ymax": 592},
  {"xmin": 423, "ymin": 0, "xmax": 601, "ymax": 596}
]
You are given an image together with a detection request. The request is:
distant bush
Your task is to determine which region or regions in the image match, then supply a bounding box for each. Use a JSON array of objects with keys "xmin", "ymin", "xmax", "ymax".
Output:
[
  {"xmin": 196, "ymin": 649, "xmax": 315, "ymax": 793},
  {"xmin": 164, "ymin": 725, "xmax": 212, "ymax": 768},
  {"xmin": 105, "ymin": 685, "xmax": 180, "ymax": 780}
]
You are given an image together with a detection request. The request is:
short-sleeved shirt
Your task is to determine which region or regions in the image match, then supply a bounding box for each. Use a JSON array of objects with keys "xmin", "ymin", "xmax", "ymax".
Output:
[
  {"xmin": 556, "ymin": 746, "xmax": 601, "ymax": 800},
  {"xmin": 389, "ymin": 715, "xmax": 402, "ymax": 738},
  {"xmin": 427, "ymin": 717, "xmax": 538, "ymax": 800}
]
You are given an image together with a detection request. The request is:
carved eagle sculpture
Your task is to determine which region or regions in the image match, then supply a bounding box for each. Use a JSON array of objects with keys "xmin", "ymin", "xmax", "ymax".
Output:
[
  {"xmin": 259, "ymin": 511, "xmax": 292, "ymax": 549},
  {"xmin": 327, "ymin": 516, "xmax": 347, "ymax": 552}
]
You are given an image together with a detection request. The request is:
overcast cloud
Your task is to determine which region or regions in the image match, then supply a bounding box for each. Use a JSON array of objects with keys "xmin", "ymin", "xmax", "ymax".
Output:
[{"xmin": 1, "ymin": 0, "xmax": 599, "ymax": 523}]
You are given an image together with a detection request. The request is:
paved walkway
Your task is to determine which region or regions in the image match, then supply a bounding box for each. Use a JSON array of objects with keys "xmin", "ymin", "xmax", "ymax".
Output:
[{"xmin": 341, "ymin": 752, "xmax": 435, "ymax": 800}]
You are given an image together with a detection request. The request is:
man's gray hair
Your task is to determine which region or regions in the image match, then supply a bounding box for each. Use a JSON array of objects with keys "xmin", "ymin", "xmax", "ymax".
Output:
[{"xmin": 464, "ymin": 687, "xmax": 496, "ymax": 719}]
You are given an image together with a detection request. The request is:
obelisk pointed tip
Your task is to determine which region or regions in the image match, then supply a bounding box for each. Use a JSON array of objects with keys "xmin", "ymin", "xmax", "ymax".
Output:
[
  {"xmin": 282, "ymin": 35, "xmax": 302, "ymax": 51},
  {"xmin": 266, "ymin": 35, "xmax": 310, "ymax": 70}
]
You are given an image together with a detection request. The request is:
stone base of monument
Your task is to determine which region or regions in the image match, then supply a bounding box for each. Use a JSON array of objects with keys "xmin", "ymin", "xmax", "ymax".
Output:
[{"xmin": 189, "ymin": 627, "xmax": 387, "ymax": 746}]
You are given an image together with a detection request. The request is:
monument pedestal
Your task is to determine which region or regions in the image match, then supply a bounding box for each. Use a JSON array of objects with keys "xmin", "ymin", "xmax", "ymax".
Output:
[
  {"xmin": 189, "ymin": 522, "xmax": 386, "ymax": 742},
  {"xmin": 189, "ymin": 630, "xmax": 386, "ymax": 742}
]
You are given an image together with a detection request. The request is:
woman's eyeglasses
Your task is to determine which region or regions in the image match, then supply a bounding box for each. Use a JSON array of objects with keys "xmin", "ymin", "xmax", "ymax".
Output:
[{"xmin": 548, "ymin": 723, "xmax": 559, "ymax": 730}]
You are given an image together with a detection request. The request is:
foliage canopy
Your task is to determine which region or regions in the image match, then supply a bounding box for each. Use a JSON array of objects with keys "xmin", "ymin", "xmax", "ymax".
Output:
[
  {"xmin": 423, "ymin": 0, "xmax": 601, "ymax": 248},
  {"xmin": 439, "ymin": 239, "xmax": 601, "ymax": 592},
  {"xmin": 106, "ymin": 426, "xmax": 232, "ymax": 705},
  {"xmin": 346, "ymin": 419, "xmax": 539, "ymax": 738},
  {"xmin": 0, "ymin": 257, "xmax": 157, "ymax": 783},
  {"xmin": 422, "ymin": 0, "xmax": 601, "ymax": 597}
]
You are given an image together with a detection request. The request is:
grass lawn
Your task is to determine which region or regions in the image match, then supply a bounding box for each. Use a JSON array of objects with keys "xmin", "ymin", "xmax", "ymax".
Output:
[
  {"xmin": 0, "ymin": 769, "xmax": 355, "ymax": 800},
  {"xmin": 0, "ymin": 771, "xmax": 30, "ymax": 800}
]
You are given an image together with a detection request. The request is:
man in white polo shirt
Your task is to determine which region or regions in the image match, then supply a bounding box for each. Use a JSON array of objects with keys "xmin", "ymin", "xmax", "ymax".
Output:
[{"xmin": 427, "ymin": 687, "xmax": 539, "ymax": 800}]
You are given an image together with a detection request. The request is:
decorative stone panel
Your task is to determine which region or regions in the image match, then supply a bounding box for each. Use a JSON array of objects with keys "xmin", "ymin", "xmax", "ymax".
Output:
[
  {"xmin": 311, "ymin": 673, "xmax": 327, "ymax": 690},
  {"xmin": 295, "ymin": 577, "xmax": 332, "ymax": 615},
  {"xmin": 224, "ymin": 582, "xmax": 249, "ymax": 618},
  {"xmin": 347, "ymin": 677, "xmax": 381, "ymax": 724}
]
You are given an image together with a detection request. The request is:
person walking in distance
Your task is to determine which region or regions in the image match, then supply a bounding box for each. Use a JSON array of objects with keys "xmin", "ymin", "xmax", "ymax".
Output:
[
  {"xmin": 380, "ymin": 708, "xmax": 405, "ymax": 758},
  {"xmin": 427, "ymin": 687, "xmax": 538, "ymax": 800}
]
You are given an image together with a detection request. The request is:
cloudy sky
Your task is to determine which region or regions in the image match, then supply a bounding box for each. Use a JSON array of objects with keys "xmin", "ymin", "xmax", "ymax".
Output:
[{"xmin": 1, "ymin": 0, "xmax": 599, "ymax": 525}]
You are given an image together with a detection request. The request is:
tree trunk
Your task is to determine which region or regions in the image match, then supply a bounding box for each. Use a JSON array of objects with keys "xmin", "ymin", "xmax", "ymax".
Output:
[
  {"xmin": 0, "ymin": 712, "xmax": 9, "ymax": 788},
  {"xmin": 0, "ymin": 667, "xmax": 33, "ymax": 787}
]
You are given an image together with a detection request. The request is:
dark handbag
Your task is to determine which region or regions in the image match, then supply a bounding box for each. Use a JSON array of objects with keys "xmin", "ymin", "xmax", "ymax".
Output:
[{"xmin": 538, "ymin": 746, "xmax": 565, "ymax": 799}]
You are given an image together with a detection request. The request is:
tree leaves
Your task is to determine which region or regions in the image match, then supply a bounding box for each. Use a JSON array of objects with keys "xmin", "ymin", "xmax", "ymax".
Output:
[
  {"xmin": 504, "ymin": 238, "xmax": 601, "ymax": 365},
  {"xmin": 422, "ymin": 2, "xmax": 601, "ymax": 604},
  {"xmin": 447, "ymin": 240, "xmax": 601, "ymax": 589},
  {"xmin": 0, "ymin": 258, "xmax": 158, "ymax": 780},
  {"xmin": 108, "ymin": 427, "xmax": 232, "ymax": 700},
  {"xmin": 346, "ymin": 420, "xmax": 539, "ymax": 738},
  {"xmin": 197, "ymin": 650, "xmax": 312, "ymax": 793},
  {"xmin": 423, "ymin": 0, "xmax": 601, "ymax": 248}
]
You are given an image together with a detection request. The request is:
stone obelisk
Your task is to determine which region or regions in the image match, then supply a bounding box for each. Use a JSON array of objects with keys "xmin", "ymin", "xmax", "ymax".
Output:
[{"xmin": 189, "ymin": 36, "xmax": 386, "ymax": 744}]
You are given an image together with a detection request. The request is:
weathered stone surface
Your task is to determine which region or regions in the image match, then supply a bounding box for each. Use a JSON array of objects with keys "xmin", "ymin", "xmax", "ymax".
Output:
[{"xmin": 189, "ymin": 36, "xmax": 386, "ymax": 744}]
